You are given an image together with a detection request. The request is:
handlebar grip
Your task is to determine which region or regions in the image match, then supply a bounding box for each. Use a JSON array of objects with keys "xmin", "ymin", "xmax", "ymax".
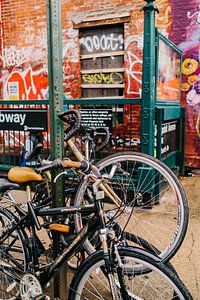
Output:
[
  {"xmin": 59, "ymin": 109, "xmax": 81, "ymax": 141},
  {"xmin": 63, "ymin": 160, "xmax": 81, "ymax": 169},
  {"xmin": 95, "ymin": 127, "xmax": 110, "ymax": 152},
  {"xmin": 63, "ymin": 159, "xmax": 89, "ymax": 171},
  {"xmin": 37, "ymin": 159, "xmax": 89, "ymax": 173},
  {"xmin": 36, "ymin": 159, "xmax": 63, "ymax": 173}
]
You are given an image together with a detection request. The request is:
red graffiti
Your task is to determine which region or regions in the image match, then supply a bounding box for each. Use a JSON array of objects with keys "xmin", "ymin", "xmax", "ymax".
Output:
[{"xmin": 5, "ymin": 67, "xmax": 48, "ymax": 100}]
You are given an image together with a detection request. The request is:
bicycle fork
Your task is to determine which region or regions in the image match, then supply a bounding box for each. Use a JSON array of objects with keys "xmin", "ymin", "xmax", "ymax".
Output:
[{"xmin": 96, "ymin": 198, "xmax": 131, "ymax": 300}]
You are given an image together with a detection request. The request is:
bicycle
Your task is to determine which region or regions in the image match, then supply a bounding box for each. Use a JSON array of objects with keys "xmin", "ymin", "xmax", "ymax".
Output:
[
  {"xmin": 59, "ymin": 109, "xmax": 189, "ymax": 262},
  {"xmin": 1, "ymin": 109, "xmax": 189, "ymax": 265},
  {"xmin": 0, "ymin": 160, "xmax": 192, "ymax": 300}
]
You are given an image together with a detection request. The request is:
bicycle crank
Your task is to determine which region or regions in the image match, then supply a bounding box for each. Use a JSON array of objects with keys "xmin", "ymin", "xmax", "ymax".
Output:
[{"xmin": 19, "ymin": 273, "xmax": 50, "ymax": 300}]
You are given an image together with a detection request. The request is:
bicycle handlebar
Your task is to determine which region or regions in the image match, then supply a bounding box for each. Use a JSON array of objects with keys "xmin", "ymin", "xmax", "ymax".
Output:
[
  {"xmin": 59, "ymin": 109, "xmax": 81, "ymax": 141},
  {"xmin": 59, "ymin": 109, "xmax": 110, "ymax": 156},
  {"xmin": 78, "ymin": 125, "xmax": 110, "ymax": 152},
  {"xmin": 36, "ymin": 159, "xmax": 89, "ymax": 173},
  {"xmin": 95, "ymin": 127, "xmax": 110, "ymax": 152}
]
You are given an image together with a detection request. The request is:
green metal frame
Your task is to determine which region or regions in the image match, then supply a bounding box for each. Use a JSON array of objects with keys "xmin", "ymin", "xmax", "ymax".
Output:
[
  {"xmin": 141, "ymin": 0, "xmax": 184, "ymax": 172},
  {"xmin": 141, "ymin": 0, "xmax": 159, "ymax": 156},
  {"xmin": 46, "ymin": 1, "xmax": 65, "ymax": 297},
  {"xmin": 155, "ymin": 105, "xmax": 186, "ymax": 174}
]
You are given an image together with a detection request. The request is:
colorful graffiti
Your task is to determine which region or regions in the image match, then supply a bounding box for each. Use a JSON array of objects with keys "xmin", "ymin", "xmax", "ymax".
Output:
[
  {"xmin": 187, "ymin": 5, "xmax": 200, "ymax": 25},
  {"xmin": 4, "ymin": 67, "xmax": 48, "ymax": 100},
  {"xmin": 82, "ymin": 72, "xmax": 123, "ymax": 84},
  {"xmin": 0, "ymin": 46, "xmax": 28, "ymax": 68},
  {"xmin": 79, "ymin": 33, "xmax": 124, "ymax": 52},
  {"xmin": 156, "ymin": 0, "xmax": 172, "ymax": 31},
  {"xmin": 0, "ymin": 45, "xmax": 48, "ymax": 100},
  {"xmin": 125, "ymin": 37, "xmax": 143, "ymax": 97},
  {"xmin": 170, "ymin": 0, "xmax": 200, "ymax": 166}
]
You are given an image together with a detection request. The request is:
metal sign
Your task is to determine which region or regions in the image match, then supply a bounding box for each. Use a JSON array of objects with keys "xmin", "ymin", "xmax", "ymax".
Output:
[
  {"xmin": 79, "ymin": 107, "xmax": 112, "ymax": 131},
  {"xmin": 161, "ymin": 121, "xmax": 177, "ymax": 157},
  {"xmin": 0, "ymin": 109, "xmax": 47, "ymax": 131}
]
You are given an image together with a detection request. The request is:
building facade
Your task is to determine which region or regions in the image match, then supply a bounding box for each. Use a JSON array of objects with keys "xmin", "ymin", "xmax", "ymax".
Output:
[{"xmin": 0, "ymin": 0, "xmax": 200, "ymax": 168}]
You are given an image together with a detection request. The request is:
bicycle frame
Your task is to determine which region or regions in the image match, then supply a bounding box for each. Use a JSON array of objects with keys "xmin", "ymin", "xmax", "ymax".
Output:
[
  {"xmin": 0, "ymin": 195, "xmax": 104, "ymax": 284},
  {"xmin": 60, "ymin": 137, "xmax": 123, "ymax": 209}
]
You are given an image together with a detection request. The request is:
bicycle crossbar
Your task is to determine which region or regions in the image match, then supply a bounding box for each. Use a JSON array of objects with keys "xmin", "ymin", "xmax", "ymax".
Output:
[{"xmin": 36, "ymin": 204, "xmax": 96, "ymax": 216}]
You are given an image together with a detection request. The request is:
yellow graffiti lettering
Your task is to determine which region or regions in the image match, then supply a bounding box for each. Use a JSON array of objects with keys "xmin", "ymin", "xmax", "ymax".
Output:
[
  {"xmin": 82, "ymin": 72, "xmax": 123, "ymax": 84},
  {"xmin": 94, "ymin": 73, "xmax": 104, "ymax": 84},
  {"xmin": 82, "ymin": 74, "xmax": 93, "ymax": 83}
]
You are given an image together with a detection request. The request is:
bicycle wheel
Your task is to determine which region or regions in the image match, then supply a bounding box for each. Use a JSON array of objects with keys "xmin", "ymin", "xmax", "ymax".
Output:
[
  {"xmin": 69, "ymin": 247, "xmax": 192, "ymax": 300},
  {"xmin": 74, "ymin": 152, "xmax": 188, "ymax": 262},
  {"xmin": 0, "ymin": 207, "xmax": 29, "ymax": 300}
]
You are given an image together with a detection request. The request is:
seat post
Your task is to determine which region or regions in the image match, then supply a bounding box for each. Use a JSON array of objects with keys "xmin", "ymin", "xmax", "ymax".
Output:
[{"xmin": 26, "ymin": 185, "xmax": 32, "ymax": 202}]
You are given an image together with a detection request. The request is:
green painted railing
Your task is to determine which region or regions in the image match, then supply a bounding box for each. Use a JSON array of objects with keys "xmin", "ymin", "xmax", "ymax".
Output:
[{"xmin": 0, "ymin": 98, "xmax": 142, "ymax": 171}]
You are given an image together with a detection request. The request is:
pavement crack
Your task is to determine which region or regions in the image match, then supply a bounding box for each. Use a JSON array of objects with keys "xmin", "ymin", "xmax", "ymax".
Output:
[{"xmin": 188, "ymin": 231, "xmax": 199, "ymax": 295}]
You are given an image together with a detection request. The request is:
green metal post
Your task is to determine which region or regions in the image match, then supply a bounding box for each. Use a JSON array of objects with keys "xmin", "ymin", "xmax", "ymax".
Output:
[
  {"xmin": 141, "ymin": 0, "xmax": 159, "ymax": 156},
  {"xmin": 46, "ymin": 0, "xmax": 64, "ymax": 298},
  {"xmin": 46, "ymin": 0, "xmax": 64, "ymax": 160},
  {"xmin": 155, "ymin": 108, "xmax": 163, "ymax": 161}
]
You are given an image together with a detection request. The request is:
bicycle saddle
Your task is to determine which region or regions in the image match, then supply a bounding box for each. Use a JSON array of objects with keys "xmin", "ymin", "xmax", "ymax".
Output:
[
  {"xmin": 8, "ymin": 167, "xmax": 43, "ymax": 184},
  {"xmin": 0, "ymin": 178, "xmax": 20, "ymax": 193}
]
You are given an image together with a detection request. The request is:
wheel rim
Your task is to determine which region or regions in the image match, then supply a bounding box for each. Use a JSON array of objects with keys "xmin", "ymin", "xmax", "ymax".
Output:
[
  {"xmin": 0, "ymin": 211, "xmax": 26, "ymax": 300},
  {"xmin": 74, "ymin": 153, "xmax": 188, "ymax": 261},
  {"xmin": 72, "ymin": 251, "xmax": 186, "ymax": 299}
]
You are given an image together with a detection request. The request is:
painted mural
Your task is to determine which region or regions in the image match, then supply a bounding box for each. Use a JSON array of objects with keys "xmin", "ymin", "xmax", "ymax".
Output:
[
  {"xmin": 169, "ymin": 0, "xmax": 200, "ymax": 167},
  {"xmin": 0, "ymin": 46, "xmax": 48, "ymax": 100}
]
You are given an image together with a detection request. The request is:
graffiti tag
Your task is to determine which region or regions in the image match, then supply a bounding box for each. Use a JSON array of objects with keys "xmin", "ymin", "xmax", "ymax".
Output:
[
  {"xmin": 0, "ymin": 46, "xmax": 28, "ymax": 68},
  {"xmin": 80, "ymin": 34, "xmax": 124, "ymax": 52},
  {"xmin": 82, "ymin": 72, "xmax": 123, "ymax": 84}
]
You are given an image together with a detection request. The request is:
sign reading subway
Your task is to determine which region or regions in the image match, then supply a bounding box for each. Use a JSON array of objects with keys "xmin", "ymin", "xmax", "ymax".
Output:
[{"xmin": 0, "ymin": 109, "xmax": 47, "ymax": 131}]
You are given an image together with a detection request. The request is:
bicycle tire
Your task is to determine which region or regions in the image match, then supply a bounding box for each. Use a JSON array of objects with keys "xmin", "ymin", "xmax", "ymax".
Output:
[
  {"xmin": 69, "ymin": 247, "xmax": 192, "ymax": 300},
  {"xmin": 74, "ymin": 152, "xmax": 188, "ymax": 262},
  {"xmin": 64, "ymin": 229, "xmax": 155, "ymax": 271},
  {"xmin": 0, "ymin": 206, "xmax": 29, "ymax": 300}
]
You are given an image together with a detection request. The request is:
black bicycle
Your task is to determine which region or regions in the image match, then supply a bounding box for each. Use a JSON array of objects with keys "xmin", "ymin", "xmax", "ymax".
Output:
[{"xmin": 0, "ymin": 157, "xmax": 192, "ymax": 300}]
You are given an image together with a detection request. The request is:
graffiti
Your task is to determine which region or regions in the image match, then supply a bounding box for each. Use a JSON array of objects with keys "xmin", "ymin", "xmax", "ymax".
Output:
[
  {"xmin": 155, "ymin": 0, "xmax": 172, "ymax": 31},
  {"xmin": 63, "ymin": 61, "xmax": 80, "ymax": 99},
  {"xmin": 82, "ymin": 72, "xmax": 123, "ymax": 85},
  {"xmin": 63, "ymin": 28, "xmax": 79, "ymax": 63},
  {"xmin": 0, "ymin": 46, "xmax": 29, "ymax": 68},
  {"xmin": 4, "ymin": 67, "xmax": 48, "ymax": 100},
  {"xmin": 80, "ymin": 34, "xmax": 124, "ymax": 53},
  {"xmin": 126, "ymin": 50, "xmax": 142, "ymax": 96},
  {"xmin": 186, "ymin": 74, "xmax": 200, "ymax": 138},
  {"xmin": 187, "ymin": 6, "xmax": 200, "ymax": 25},
  {"xmin": 187, "ymin": 77, "xmax": 200, "ymax": 108},
  {"xmin": 156, "ymin": 6, "xmax": 172, "ymax": 30}
]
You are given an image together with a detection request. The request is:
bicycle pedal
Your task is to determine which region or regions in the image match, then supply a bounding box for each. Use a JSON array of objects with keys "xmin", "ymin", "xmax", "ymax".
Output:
[{"xmin": 49, "ymin": 223, "xmax": 70, "ymax": 233}]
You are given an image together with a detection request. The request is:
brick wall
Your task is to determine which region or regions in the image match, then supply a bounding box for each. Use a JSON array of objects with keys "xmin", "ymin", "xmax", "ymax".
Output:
[
  {"xmin": 0, "ymin": 0, "xmax": 48, "ymax": 100},
  {"xmin": 0, "ymin": 0, "xmax": 200, "ymax": 167}
]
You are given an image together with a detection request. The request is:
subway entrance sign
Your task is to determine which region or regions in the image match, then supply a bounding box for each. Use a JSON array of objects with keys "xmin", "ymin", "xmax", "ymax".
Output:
[{"xmin": 0, "ymin": 109, "xmax": 47, "ymax": 131}]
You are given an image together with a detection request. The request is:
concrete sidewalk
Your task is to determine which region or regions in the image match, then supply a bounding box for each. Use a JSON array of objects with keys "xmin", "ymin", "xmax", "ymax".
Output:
[{"xmin": 171, "ymin": 175, "xmax": 200, "ymax": 299}]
